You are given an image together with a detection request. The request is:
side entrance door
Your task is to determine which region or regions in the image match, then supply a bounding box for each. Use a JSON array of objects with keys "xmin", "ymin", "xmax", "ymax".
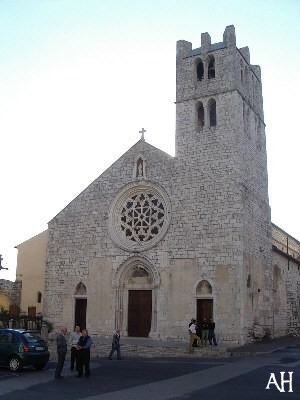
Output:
[
  {"xmin": 75, "ymin": 299, "xmax": 87, "ymax": 330},
  {"xmin": 128, "ymin": 290, "xmax": 152, "ymax": 337},
  {"xmin": 197, "ymin": 299, "xmax": 213, "ymax": 322}
]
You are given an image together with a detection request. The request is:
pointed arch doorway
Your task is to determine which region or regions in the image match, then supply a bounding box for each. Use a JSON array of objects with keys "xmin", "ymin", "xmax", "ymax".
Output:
[
  {"xmin": 75, "ymin": 299, "xmax": 87, "ymax": 330},
  {"xmin": 196, "ymin": 280, "xmax": 214, "ymax": 322},
  {"xmin": 128, "ymin": 290, "xmax": 152, "ymax": 337},
  {"xmin": 114, "ymin": 257, "xmax": 159, "ymax": 338},
  {"xmin": 74, "ymin": 283, "xmax": 87, "ymax": 330}
]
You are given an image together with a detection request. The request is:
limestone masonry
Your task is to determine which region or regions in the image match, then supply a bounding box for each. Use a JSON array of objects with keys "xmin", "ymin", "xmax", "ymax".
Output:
[{"xmin": 2, "ymin": 25, "xmax": 299, "ymax": 344}]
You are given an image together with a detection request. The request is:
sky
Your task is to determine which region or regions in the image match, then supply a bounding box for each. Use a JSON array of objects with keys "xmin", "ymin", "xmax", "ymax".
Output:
[{"xmin": 0, "ymin": 0, "xmax": 299, "ymax": 281}]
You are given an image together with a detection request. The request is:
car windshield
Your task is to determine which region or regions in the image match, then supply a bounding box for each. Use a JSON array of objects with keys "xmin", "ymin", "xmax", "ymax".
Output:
[{"xmin": 22, "ymin": 332, "xmax": 44, "ymax": 342}]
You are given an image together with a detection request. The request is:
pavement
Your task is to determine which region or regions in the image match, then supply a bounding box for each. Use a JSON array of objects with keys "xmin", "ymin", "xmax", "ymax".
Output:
[
  {"xmin": 95, "ymin": 335, "xmax": 300, "ymax": 358},
  {"xmin": 1, "ymin": 335, "xmax": 299, "ymax": 399},
  {"xmin": 227, "ymin": 335, "xmax": 300, "ymax": 356},
  {"xmin": 47, "ymin": 334, "xmax": 300, "ymax": 361}
]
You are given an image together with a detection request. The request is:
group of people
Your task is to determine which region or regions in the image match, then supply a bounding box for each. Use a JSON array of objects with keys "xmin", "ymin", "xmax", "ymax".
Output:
[
  {"xmin": 54, "ymin": 318, "xmax": 216, "ymax": 376},
  {"xmin": 55, "ymin": 326, "xmax": 121, "ymax": 379},
  {"xmin": 188, "ymin": 317, "xmax": 217, "ymax": 353}
]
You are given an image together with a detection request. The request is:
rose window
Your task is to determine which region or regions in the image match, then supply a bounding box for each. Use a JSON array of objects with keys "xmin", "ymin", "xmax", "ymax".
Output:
[
  {"xmin": 120, "ymin": 193, "xmax": 165, "ymax": 243},
  {"xmin": 109, "ymin": 182, "xmax": 171, "ymax": 252}
]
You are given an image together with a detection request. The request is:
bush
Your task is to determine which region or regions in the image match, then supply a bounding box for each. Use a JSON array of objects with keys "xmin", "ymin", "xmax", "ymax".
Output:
[{"xmin": 42, "ymin": 319, "xmax": 54, "ymax": 333}]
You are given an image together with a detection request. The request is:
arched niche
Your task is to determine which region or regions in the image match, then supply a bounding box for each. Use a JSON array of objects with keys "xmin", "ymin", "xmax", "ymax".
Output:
[
  {"xmin": 74, "ymin": 282, "xmax": 87, "ymax": 296},
  {"xmin": 196, "ymin": 280, "xmax": 213, "ymax": 295}
]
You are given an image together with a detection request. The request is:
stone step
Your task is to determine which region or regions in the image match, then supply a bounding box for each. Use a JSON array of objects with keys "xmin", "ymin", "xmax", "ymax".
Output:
[{"xmin": 48, "ymin": 340, "xmax": 230, "ymax": 361}]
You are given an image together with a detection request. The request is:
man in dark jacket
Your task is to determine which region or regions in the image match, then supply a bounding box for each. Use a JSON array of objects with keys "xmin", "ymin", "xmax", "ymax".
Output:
[
  {"xmin": 108, "ymin": 329, "xmax": 122, "ymax": 360},
  {"xmin": 55, "ymin": 327, "xmax": 68, "ymax": 379},
  {"xmin": 208, "ymin": 318, "xmax": 218, "ymax": 346},
  {"xmin": 76, "ymin": 329, "xmax": 92, "ymax": 378},
  {"xmin": 201, "ymin": 317, "xmax": 209, "ymax": 346}
]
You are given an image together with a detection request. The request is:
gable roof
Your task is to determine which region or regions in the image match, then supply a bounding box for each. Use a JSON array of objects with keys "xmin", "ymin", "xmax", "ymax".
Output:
[{"xmin": 49, "ymin": 139, "xmax": 174, "ymax": 222}]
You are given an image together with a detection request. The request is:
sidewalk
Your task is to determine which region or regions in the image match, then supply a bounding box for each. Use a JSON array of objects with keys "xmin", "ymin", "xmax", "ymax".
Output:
[
  {"xmin": 228, "ymin": 335, "xmax": 300, "ymax": 356},
  {"xmin": 48, "ymin": 335, "xmax": 300, "ymax": 361},
  {"xmin": 114, "ymin": 335, "xmax": 300, "ymax": 355}
]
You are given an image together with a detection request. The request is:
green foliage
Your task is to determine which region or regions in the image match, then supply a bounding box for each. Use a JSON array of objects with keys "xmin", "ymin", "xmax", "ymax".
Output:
[
  {"xmin": 0, "ymin": 307, "xmax": 10, "ymax": 327},
  {"xmin": 42, "ymin": 319, "xmax": 54, "ymax": 333}
]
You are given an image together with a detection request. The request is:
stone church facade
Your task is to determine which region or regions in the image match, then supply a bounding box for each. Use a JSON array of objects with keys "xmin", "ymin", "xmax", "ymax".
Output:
[{"xmin": 7, "ymin": 25, "xmax": 298, "ymax": 344}]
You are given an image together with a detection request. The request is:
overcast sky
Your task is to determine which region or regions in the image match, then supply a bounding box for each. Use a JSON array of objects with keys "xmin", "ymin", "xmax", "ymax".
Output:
[{"xmin": 1, "ymin": 0, "xmax": 299, "ymax": 281}]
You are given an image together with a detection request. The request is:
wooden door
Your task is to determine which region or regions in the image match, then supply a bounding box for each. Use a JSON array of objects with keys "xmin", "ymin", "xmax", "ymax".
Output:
[
  {"xmin": 75, "ymin": 299, "xmax": 87, "ymax": 330},
  {"xmin": 128, "ymin": 290, "xmax": 152, "ymax": 337},
  {"xmin": 197, "ymin": 299, "xmax": 213, "ymax": 322},
  {"xmin": 28, "ymin": 306, "xmax": 36, "ymax": 317},
  {"xmin": 9, "ymin": 304, "xmax": 19, "ymax": 318}
]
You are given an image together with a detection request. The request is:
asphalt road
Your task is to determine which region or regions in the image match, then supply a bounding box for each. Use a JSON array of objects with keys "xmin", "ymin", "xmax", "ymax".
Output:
[{"xmin": 0, "ymin": 345, "xmax": 299, "ymax": 399}]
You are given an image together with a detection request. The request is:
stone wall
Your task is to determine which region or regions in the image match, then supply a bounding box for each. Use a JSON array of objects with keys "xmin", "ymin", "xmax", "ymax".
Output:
[
  {"xmin": 42, "ymin": 26, "xmax": 296, "ymax": 345},
  {"xmin": 0, "ymin": 279, "xmax": 22, "ymax": 309},
  {"xmin": 272, "ymin": 224, "xmax": 300, "ymax": 337}
]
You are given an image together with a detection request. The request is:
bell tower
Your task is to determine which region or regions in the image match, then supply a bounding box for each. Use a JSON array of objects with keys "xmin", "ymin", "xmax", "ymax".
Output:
[{"xmin": 175, "ymin": 25, "xmax": 273, "ymax": 342}]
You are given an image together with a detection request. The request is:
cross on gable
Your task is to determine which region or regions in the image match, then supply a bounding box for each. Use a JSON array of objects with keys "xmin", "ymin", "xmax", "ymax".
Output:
[{"xmin": 139, "ymin": 128, "xmax": 146, "ymax": 141}]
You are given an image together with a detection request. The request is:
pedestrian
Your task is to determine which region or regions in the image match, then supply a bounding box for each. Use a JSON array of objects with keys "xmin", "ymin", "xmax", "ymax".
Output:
[
  {"xmin": 208, "ymin": 318, "xmax": 218, "ymax": 346},
  {"xmin": 196, "ymin": 322, "xmax": 202, "ymax": 346},
  {"xmin": 188, "ymin": 319, "xmax": 200, "ymax": 353},
  {"xmin": 201, "ymin": 317, "xmax": 209, "ymax": 346},
  {"xmin": 76, "ymin": 329, "xmax": 92, "ymax": 378},
  {"xmin": 55, "ymin": 327, "xmax": 68, "ymax": 379},
  {"xmin": 189, "ymin": 318, "xmax": 200, "ymax": 347},
  {"xmin": 108, "ymin": 329, "xmax": 122, "ymax": 360},
  {"xmin": 69, "ymin": 325, "xmax": 81, "ymax": 371}
]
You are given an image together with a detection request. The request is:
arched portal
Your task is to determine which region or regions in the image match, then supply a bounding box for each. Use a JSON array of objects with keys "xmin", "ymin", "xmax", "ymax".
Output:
[
  {"xmin": 74, "ymin": 282, "xmax": 87, "ymax": 330},
  {"xmin": 195, "ymin": 280, "xmax": 214, "ymax": 322},
  {"xmin": 113, "ymin": 256, "xmax": 159, "ymax": 337}
]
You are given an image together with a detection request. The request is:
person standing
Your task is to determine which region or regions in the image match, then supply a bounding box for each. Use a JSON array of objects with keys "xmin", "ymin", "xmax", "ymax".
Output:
[
  {"xmin": 76, "ymin": 329, "xmax": 92, "ymax": 378},
  {"xmin": 108, "ymin": 329, "xmax": 122, "ymax": 360},
  {"xmin": 55, "ymin": 327, "xmax": 68, "ymax": 379},
  {"xmin": 208, "ymin": 318, "xmax": 218, "ymax": 346},
  {"xmin": 189, "ymin": 318, "xmax": 199, "ymax": 347},
  {"xmin": 69, "ymin": 325, "xmax": 81, "ymax": 371},
  {"xmin": 188, "ymin": 319, "xmax": 200, "ymax": 353},
  {"xmin": 201, "ymin": 317, "xmax": 209, "ymax": 346}
]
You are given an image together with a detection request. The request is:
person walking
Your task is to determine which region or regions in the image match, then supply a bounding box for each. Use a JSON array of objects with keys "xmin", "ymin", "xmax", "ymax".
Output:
[
  {"xmin": 188, "ymin": 319, "xmax": 200, "ymax": 353},
  {"xmin": 55, "ymin": 327, "xmax": 68, "ymax": 379},
  {"xmin": 108, "ymin": 329, "xmax": 122, "ymax": 360},
  {"xmin": 69, "ymin": 325, "xmax": 81, "ymax": 371},
  {"xmin": 76, "ymin": 329, "xmax": 92, "ymax": 378},
  {"xmin": 208, "ymin": 318, "xmax": 218, "ymax": 346},
  {"xmin": 189, "ymin": 318, "xmax": 200, "ymax": 347}
]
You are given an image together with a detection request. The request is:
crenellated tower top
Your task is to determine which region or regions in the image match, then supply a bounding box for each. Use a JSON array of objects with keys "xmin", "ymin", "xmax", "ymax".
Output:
[{"xmin": 176, "ymin": 24, "xmax": 264, "ymax": 158}]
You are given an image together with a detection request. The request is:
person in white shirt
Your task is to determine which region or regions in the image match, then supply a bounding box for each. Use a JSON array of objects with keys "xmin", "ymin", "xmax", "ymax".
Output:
[
  {"xmin": 69, "ymin": 325, "xmax": 81, "ymax": 371},
  {"xmin": 188, "ymin": 319, "xmax": 200, "ymax": 353}
]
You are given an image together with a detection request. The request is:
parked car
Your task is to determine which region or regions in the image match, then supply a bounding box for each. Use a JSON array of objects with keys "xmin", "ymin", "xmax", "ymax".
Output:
[{"xmin": 0, "ymin": 328, "xmax": 50, "ymax": 372}]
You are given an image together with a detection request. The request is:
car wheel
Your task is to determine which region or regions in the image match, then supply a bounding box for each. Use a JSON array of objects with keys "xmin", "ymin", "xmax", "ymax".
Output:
[
  {"xmin": 33, "ymin": 363, "xmax": 47, "ymax": 370},
  {"xmin": 9, "ymin": 356, "xmax": 23, "ymax": 372}
]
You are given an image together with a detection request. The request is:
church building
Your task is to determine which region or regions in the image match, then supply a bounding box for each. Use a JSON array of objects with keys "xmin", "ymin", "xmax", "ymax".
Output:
[{"xmin": 3, "ymin": 25, "xmax": 300, "ymax": 344}]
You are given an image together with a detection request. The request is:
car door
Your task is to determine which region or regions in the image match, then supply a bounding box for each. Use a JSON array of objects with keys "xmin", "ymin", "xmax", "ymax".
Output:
[{"xmin": 0, "ymin": 331, "xmax": 13, "ymax": 363}]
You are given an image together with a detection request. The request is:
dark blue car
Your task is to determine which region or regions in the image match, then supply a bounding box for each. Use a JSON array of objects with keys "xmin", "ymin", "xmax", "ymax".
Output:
[{"xmin": 0, "ymin": 329, "xmax": 50, "ymax": 372}]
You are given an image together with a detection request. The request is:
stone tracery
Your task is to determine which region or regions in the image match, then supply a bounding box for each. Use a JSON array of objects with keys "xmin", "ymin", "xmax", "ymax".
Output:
[
  {"xmin": 120, "ymin": 193, "xmax": 165, "ymax": 243},
  {"xmin": 108, "ymin": 181, "xmax": 171, "ymax": 252}
]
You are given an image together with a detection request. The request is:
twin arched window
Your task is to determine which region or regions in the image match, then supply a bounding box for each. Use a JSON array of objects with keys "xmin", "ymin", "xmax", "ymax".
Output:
[
  {"xmin": 197, "ymin": 102, "xmax": 205, "ymax": 128},
  {"xmin": 208, "ymin": 99, "xmax": 216, "ymax": 126},
  {"xmin": 197, "ymin": 60, "xmax": 204, "ymax": 81},
  {"xmin": 208, "ymin": 57, "xmax": 215, "ymax": 79},
  {"xmin": 196, "ymin": 99, "xmax": 217, "ymax": 130},
  {"xmin": 196, "ymin": 56, "xmax": 216, "ymax": 81}
]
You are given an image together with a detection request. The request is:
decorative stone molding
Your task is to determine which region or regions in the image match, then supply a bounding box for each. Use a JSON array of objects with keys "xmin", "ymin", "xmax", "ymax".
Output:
[
  {"xmin": 108, "ymin": 181, "xmax": 171, "ymax": 252},
  {"xmin": 112, "ymin": 255, "xmax": 160, "ymax": 288}
]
